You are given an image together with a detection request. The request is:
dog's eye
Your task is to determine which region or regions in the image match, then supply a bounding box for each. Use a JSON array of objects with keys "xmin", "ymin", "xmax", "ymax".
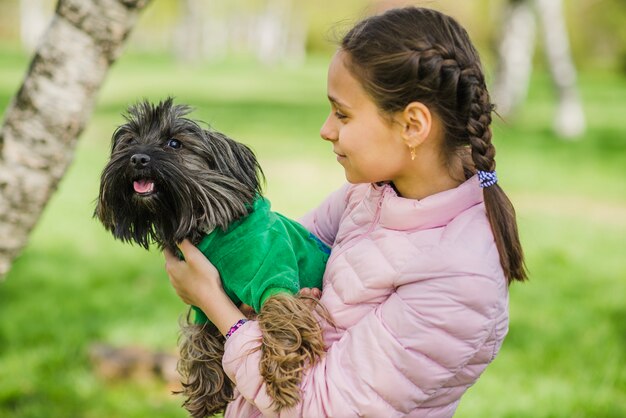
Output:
[{"xmin": 167, "ymin": 139, "xmax": 182, "ymax": 149}]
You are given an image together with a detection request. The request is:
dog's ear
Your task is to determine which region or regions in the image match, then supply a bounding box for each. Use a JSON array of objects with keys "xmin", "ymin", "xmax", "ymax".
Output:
[
  {"xmin": 110, "ymin": 123, "xmax": 129, "ymax": 154},
  {"xmin": 93, "ymin": 189, "xmax": 119, "ymax": 241},
  {"xmin": 205, "ymin": 130, "xmax": 265, "ymax": 196}
]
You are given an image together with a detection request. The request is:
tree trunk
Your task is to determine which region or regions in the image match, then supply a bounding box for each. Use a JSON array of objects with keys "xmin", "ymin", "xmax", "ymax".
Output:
[
  {"xmin": 174, "ymin": 0, "xmax": 206, "ymax": 63},
  {"xmin": 491, "ymin": 0, "xmax": 536, "ymax": 118},
  {"xmin": 0, "ymin": 0, "xmax": 151, "ymax": 278},
  {"xmin": 491, "ymin": 0, "xmax": 585, "ymax": 139},
  {"xmin": 535, "ymin": 0, "xmax": 585, "ymax": 139},
  {"xmin": 19, "ymin": 0, "xmax": 50, "ymax": 51},
  {"xmin": 256, "ymin": 0, "xmax": 306, "ymax": 65}
]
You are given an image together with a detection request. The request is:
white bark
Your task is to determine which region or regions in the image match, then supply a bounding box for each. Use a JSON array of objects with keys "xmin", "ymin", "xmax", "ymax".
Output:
[
  {"xmin": 173, "ymin": 0, "xmax": 306, "ymax": 65},
  {"xmin": 256, "ymin": 0, "xmax": 306, "ymax": 65},
  {"xmin": 491, "ymin": 0, "xmax": 536, "ymax": 117},
  {"xmin": 19, "ymin": 0, "xmax": 51, "ymax": 51},
  {"xmin": 0, "ymin": 0, "xmax": 151, "ymax": 277},
  {"xmin": 174, "ymin": 0, "xmax": 206, "ymax": 63},
  {"xmin": 535, "ymin": 0, "xmax": 585, "ymax": 139},
  {"xmin": 491, "ymin": 0, "xmax": 586, "ymax": 139}
]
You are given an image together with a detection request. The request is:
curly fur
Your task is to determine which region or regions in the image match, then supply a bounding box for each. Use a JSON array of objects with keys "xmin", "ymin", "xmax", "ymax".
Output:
[
  {"xmin": 95, "ymin": 98, "xmax": 325, "ymax": 416},
  {"xmin": 177, "ymin": 314, "xmax": 232, "ymax": 417},
  {"xmin": 258, "ymin": 294, "xmax": 327, "ymax": 411}
]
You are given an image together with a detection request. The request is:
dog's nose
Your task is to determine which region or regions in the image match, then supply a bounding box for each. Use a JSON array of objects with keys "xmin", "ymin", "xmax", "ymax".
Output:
[{"xmin": 130, "ymin": 153, "xmax": 151, "ymax": 168}]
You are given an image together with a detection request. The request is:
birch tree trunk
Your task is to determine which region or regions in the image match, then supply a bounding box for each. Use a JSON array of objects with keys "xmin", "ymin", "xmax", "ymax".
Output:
[
  {"xmin": 491, "ymin": 0, "xmax": 536, "ymax": 118},
  {"xmin": 19, "ymin": 0, "xmax": 50, "ymax": 51},
  {"xmin": 491, "ymin": 0, "xmax": 585, "ymax": 139},
  {"xmin": 0, "ymin": 0, "xmax": 151, "ymax": 278},
  {"xmin": 535, "ymin": 0, "xmax": 585, "ymax": 139},
  {"xmin": 174, "ymin": 0, "xmax": 206, "ymax": 63}
]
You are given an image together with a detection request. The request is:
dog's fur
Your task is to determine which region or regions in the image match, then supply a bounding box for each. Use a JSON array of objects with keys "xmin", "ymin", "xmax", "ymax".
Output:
[
  {"xmin": 96, "ymin": 99, "xmax": 261, "ymax": 252},
  {"xmin": 95, "ymin": 98, "xmax": 325, "ymax": 417}
]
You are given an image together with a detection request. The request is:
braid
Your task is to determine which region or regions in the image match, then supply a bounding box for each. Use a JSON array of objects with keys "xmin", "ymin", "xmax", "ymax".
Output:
[
  {"xmin": 465, "ymin": 71, "xmax": 496, "ymax": 172},
  {"xmin": 464, "ymin": 71, "xmax": 528, "ymax": 283}
]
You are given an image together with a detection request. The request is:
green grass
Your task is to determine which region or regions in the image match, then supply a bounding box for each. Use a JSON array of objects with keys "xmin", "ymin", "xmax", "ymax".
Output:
[{"xmin": 1, "ymin": 48, "xmax": 625, "ymax": 417}]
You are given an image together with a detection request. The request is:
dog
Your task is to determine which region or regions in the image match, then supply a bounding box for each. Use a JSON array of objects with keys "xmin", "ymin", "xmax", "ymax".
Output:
[{"xmin": 95, "ymin": 98, "xmax": 330, "ymax": 417}]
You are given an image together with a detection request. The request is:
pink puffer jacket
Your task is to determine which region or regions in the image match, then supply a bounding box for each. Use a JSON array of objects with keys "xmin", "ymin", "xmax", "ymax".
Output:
[{"xmin": 223, "ymin": 176, "xmax": 510, "ymax": 417}]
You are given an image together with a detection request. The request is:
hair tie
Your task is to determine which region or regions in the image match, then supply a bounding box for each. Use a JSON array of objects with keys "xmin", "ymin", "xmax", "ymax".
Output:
[{"xmin": 477, "ymin": 170, "xmax": 497, "ymax": 188}]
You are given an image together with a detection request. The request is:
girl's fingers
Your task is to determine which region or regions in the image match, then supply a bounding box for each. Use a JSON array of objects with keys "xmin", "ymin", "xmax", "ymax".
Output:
[
  {"xmin": 177, "ymin": 239, "xmax": 218, "ymax": 274},
  {"xmin": 163, "ymin": 247, "xmax": 183, "ymax": 276},
  {"xmin": 176, "ymin": 239, "xmax": 198, "ymax": 262},
  {"xmin": 299, "ymin": 287, "xmax": 322, "ymax": 299},
  {"xmin": 298, "ymin": 287, "xmax": 322, "ymax": 310},
  {"xmin": 163, "ymin": 247, "xmax": 176, "ymax": 262},
  {"xmin": 239, "ymin": 303, "xmax": 257, "ymax": 319}
]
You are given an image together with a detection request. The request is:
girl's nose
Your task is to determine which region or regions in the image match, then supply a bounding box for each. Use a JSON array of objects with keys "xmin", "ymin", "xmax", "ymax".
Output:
[{"xmin": 320, "ymin": 115, "xmax": 337, "ymax": 142}]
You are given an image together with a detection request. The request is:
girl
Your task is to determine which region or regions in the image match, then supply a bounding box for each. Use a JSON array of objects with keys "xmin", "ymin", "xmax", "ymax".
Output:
[{"xmin": 165, "ymin": 6, "xmax": 526, "ymax": 418}]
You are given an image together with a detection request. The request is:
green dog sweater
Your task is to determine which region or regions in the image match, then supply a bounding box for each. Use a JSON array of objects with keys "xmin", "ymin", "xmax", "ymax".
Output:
[{"xmin": 191, "ymin": 197, "xmax": 330, "ymax": 324}]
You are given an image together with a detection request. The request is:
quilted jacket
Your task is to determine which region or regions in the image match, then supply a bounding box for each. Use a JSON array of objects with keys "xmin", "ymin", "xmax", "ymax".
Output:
[{"xmin": 222, "ymin": 175, "xmax": 510, "ymax": 417}]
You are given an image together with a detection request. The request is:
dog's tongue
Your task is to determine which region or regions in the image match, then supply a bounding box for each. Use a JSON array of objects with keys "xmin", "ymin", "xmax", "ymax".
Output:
[{"xmin": 133, "ymin": 179, "xmax": 155, "ymax": 194}]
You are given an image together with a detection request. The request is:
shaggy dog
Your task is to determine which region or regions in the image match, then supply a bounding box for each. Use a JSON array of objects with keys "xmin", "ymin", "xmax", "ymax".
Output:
[{"xmin": 95, "ymin": 98, "xmax": 329, "ymax": 417}]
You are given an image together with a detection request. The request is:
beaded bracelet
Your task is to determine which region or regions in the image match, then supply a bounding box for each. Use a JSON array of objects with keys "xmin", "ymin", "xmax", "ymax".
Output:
[{"xmin": 225, "ymin": 318, "xmax": 249, "ymax": 340}]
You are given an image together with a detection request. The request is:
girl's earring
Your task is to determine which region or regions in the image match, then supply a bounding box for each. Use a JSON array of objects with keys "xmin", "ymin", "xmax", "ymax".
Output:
[{"xmin": 410, "ymin": 147, "xmax": 416, "ymax": 161}]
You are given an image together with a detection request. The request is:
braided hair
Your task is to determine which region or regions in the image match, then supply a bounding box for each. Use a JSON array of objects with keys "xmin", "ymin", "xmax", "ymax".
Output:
[{"xmin": 341, "ymin": 7, "xmax": 527, "ymax": 283}]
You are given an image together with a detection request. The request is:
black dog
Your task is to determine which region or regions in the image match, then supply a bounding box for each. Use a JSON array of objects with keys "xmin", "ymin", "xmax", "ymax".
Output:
[
  {"xmin": 95, "ymin": 98, "xmax": 328, "ymax": 417},
  {"xmin": 96, "ymin": 99, "xmax": 262, "ymax": 252}
]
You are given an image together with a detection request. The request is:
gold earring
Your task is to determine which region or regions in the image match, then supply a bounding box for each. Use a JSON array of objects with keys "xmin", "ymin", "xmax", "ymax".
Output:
[{"xmin": 410, "ymin": 147, "xmax": 416, "ymax": 161}]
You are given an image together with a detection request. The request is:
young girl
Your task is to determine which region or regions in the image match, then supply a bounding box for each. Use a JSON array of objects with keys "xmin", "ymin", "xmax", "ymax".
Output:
[{"xmin": 165, "ymin": 6, "xmax": 526, "ymax": 417}]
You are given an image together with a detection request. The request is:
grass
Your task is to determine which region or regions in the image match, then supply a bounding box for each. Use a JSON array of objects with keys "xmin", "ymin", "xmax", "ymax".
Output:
[{"xmin": 1, "ymin": 47, "xmax": 625, "ymax": 417}]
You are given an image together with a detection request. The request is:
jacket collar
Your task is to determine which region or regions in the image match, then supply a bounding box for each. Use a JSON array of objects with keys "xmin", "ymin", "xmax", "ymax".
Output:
[{"xmin": 364, "ymin": 175, "xmax": 484, "ymax": 231}]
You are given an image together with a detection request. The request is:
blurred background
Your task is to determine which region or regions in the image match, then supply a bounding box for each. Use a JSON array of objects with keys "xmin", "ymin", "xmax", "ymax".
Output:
[{"xmin": 0, "ymin": 0, "xmax": 624, "ymax": 417}]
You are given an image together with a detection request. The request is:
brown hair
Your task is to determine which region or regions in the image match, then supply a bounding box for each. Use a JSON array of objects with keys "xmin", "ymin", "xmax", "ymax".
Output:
[{"xmin": 341, "ymin": 7, "xmax": 527, "ymax": 283}]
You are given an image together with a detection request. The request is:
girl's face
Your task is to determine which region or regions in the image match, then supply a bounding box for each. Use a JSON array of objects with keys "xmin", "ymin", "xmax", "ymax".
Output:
[{"xmin": 320, "ymin": 51, "xmax": 409, "ymax": 185}]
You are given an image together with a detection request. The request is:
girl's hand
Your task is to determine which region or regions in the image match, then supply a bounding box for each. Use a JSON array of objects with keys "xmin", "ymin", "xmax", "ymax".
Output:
[
  {"xmin": 163, "ymin": 239, "xmax": 245, "ymax": 336},
  {"xmin": 299, "ymin": 287, "xmax": 322, "ymax": 300},
  {"xmin": 239, "ymin": 303, "xmax": 257, "ymax": 320},
  {"xmin": 163, "ymin": 239, "xmax": 221, "ymax": 307},
  {"xmin": 299, "ymin": 287, "xmax": 322, "ymax": 310}
]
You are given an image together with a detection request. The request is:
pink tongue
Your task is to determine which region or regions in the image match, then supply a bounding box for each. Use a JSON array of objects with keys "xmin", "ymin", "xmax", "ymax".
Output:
[{"xmin": 133, "ymin": 180, "xmax": 154, "ymax": 194}]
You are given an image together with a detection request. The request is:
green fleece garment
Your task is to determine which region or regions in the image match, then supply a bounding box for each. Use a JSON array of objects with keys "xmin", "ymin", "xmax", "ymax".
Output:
[{"xmin": 191, "ymin": 197, "xmax": 330, "ymax": 324}]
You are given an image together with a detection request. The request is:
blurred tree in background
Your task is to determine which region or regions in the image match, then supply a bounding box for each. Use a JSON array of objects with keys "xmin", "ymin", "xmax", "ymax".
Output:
[
  {"xmin": 1, "ymin": 0, "xmax": 625, "ymax": 72},
  {"xmin": 491, "ymin": 0, "xmax": 586, "ymax": 139},
  {"xmin": 0, "ymin": 0, "xmax": 150, "ymax": 276}
]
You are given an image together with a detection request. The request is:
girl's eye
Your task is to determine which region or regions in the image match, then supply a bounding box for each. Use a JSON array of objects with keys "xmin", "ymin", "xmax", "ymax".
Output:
[
  {"xmin": 335, "ymin": 111, "xmax": 348, "ymax": 120},
  {"xmin": 167, "ymin": 138, "xmax": 182, "ymax": 149}
]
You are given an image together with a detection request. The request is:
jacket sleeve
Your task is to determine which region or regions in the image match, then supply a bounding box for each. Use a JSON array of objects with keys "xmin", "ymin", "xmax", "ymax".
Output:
[
  {"xmin": 222, "ymin": 268, "xmax": 503, "ymax": 417},
  {"xmin": 219, "ymin": 233, "xmax": 300, "ymax": 313},
  {"xmin": 298, "ymin": 183, "xmax": 350, "ymax": 248}
]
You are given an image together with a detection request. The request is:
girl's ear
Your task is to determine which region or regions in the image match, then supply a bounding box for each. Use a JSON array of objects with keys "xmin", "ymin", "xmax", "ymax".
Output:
[{"xmin": 399, "ymin": 101, "xmax": 432, "ymax": 148}]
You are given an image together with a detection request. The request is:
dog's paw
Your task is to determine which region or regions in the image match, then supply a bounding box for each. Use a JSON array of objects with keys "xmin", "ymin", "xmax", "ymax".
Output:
[{"xmin": 257, "ymin": 293, "xmax": 325, "ymax": 411}]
